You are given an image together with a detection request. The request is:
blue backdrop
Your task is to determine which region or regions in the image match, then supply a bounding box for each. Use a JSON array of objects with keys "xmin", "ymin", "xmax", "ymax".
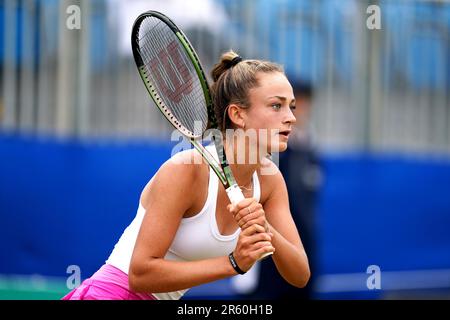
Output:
[{"xmin": 1, "ymin": 134, "xmax": 450, "ymax": 298}]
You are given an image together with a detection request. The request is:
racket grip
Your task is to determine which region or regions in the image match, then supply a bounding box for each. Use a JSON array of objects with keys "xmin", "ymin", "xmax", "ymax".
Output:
[
  {"xmin": 227, "ymin": 184, "xmax": 274, "ymax": 261},
  {"xmin": 225, "ymin": 184, "xmax": 245, "ymax": 205}
]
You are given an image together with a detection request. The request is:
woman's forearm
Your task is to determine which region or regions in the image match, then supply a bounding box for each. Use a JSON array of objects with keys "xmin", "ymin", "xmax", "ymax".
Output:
[
  {"xmin": 129, "ymin": 255, "xmax": 237, "ymax": 293},
  {"xmin": 268, "ymin": 223, "xmax": 311, "ymax": 288}
]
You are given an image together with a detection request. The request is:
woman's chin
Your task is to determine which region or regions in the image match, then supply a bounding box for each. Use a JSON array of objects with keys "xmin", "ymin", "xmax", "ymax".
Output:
[
  {"xmin": 278, "ymin": 143, "xmax": 288, "ymax": 152},
  {"xmin": 268, "ymin": 141, "xmax": 288, "ymax": 153}
]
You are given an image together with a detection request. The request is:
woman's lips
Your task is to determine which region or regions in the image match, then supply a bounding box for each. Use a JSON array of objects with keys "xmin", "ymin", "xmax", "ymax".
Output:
[{"xmin": 278, "ymin": 130, "xmax": 291, "ymax": 138}]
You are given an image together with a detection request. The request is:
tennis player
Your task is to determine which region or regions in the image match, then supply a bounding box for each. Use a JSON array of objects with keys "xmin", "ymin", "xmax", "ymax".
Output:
[{"xmin": 62, "ymin": 51, "xmax": 310, "ymax": 300}]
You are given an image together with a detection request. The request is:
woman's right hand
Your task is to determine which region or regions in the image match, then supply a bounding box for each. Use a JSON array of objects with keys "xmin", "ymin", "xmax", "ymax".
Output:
[{"xmin": 231, "ymin": 224, "xmax": 275, "ymax": 273}]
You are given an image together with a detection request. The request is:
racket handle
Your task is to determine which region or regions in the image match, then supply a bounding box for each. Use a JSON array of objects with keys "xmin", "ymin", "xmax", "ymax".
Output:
[
  {"xmin": 226, "ymin": 184, "xmax": 273, "ymax": 261},
  {"xmin": 225, "ymin": 184, "xmax": 245, "ymax": 205}
]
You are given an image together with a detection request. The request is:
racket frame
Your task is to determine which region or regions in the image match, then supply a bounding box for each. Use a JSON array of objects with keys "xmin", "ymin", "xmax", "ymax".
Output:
[{"xmin": 131, "ymin": 11, "xmax": 243, "ymax": 202}]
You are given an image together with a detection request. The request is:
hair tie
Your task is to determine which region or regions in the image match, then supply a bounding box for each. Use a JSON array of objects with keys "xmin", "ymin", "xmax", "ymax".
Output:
[{"xmin": 230, "ymin": 56, "xmax": 242, "ymax": 67}]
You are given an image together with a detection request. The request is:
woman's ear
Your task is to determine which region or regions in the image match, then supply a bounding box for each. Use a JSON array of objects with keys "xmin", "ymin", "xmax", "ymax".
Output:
[{"xmin": 227, "ymin": 104, "xmax": 246, "ymax": 129}]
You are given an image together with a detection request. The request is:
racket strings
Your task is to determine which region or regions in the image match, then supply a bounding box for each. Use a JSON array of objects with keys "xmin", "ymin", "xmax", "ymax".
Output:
[{"xmin": 137, "ymin": 17, "xmax": 208, "ymax": 138}]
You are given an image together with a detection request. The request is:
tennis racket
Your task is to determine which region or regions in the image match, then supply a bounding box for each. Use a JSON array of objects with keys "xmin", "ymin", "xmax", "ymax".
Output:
[{"xmin": 131, "ymin": 11, "xmax": 271, "ymax": 259}]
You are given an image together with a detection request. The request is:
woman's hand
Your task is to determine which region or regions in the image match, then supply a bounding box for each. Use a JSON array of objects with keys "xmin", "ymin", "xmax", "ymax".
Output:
[
  {"xmin": 228, "ymin": 198, "xmax": 270, "ymax": 232},
  {"xmin": 232, "ymin": 224, "xmax": 274, "ymax": 272}
]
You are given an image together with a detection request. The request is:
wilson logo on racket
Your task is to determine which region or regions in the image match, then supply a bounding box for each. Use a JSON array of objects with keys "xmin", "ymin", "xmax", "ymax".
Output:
[{"xmin": 149, "ymin": 40, "xmax": 194, "ymax": 103}]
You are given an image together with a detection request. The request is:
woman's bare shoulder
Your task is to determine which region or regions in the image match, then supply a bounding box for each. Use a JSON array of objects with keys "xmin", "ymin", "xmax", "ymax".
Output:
[
  {"xmin": 140, "ymin": 149, "xmax": 208, "ymax": 209},
  {"xmin": 257, "ymin": 156, "xmax": 286, "ymax": 204}
]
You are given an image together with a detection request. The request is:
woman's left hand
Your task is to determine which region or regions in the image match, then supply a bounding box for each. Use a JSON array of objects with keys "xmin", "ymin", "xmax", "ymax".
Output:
[{"xmin": 228, "ymin": 198, "xmax": 270, "ymax": 232}]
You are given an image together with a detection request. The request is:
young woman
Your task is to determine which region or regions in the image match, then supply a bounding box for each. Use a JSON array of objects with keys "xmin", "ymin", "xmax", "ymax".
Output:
[{"xmin": 62, "ymin": 51, "xmax": 310, "ymax": 300}]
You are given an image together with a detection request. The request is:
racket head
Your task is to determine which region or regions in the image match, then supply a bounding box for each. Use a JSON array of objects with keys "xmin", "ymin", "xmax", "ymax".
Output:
[
  {"xmin": 131, "ymin": 11, "xmax": 229, "ymax": 185},
  {"xmin": 131, "ymin": 11, "xmax": 217, "ymax": 139}
]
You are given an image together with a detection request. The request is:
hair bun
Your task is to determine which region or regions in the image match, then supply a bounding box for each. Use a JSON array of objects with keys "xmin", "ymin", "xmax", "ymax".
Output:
[
  {"xmin": 227, "ymin": 56, "xmax": 242, "ymax": 68},
  {"xmin": 211, "ymin": 50, "xmax": 241, "ymax": 82}
]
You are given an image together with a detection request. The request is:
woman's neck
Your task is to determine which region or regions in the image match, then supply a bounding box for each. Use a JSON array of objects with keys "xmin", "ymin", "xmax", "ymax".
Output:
[{"xmin": 224, "ymin": 139, "xmax": 263, "ymax": 187}]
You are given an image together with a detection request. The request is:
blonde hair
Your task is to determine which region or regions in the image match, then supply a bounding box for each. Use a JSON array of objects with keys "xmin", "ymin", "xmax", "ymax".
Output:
[{"xmin": 210, "ymin": 50, "xmax": 284, "ymax": 131}]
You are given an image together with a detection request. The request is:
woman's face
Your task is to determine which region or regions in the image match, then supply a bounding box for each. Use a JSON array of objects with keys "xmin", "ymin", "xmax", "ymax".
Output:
[{"xmin": 241, "ymin": 72, "xmax": 296, "ymax": 154}]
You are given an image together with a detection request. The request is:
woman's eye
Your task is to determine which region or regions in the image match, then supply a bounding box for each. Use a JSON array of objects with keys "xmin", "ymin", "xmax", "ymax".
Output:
[
  {"xmin": 289, "ymin": 105, "xmax": 296, "ymax": 110},
  {"xmin": 271, "ymin": 103, "xmax": 282, "ymax": 110}
]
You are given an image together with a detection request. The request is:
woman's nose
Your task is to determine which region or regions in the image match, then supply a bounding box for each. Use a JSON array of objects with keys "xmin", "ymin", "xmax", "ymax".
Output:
[{"xmin": 284, "ymin": 108, "xmax": 297, "ymax": 124}]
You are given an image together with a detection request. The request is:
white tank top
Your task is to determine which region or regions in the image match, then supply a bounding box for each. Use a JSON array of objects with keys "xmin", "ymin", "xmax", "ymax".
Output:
[{"xmin": 106, "ymin": 146, "xmax": 261, "ymax": 300}]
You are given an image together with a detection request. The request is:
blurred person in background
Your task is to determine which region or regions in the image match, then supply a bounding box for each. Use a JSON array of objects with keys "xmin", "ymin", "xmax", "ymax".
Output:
[{"xmin": 244, "ymin": 77, "xmax": 323, "ymax": 300}]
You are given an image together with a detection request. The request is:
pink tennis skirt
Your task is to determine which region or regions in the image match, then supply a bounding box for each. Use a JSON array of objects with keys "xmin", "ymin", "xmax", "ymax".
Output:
[{"xmin": 61, "ymin": 264, "xmax": 157, "ymax": 300}]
